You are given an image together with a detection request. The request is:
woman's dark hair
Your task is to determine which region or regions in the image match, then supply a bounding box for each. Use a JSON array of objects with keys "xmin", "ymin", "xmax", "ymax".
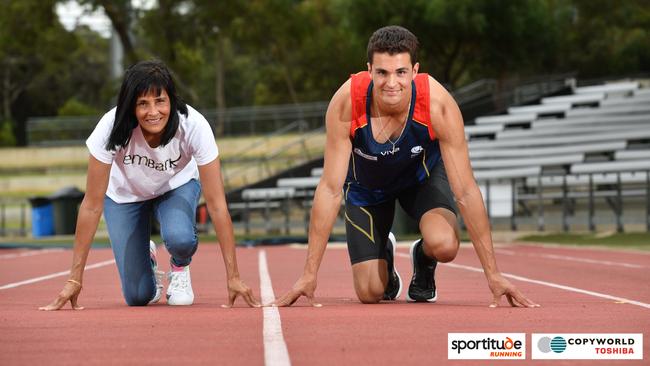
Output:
[
  {"xmin": 367, "ymin": 26, "xmax": 419, "ymax": 65},
  {"xmin": 106, "ymin": 60, "xmax": 188, "ymax": 150}
]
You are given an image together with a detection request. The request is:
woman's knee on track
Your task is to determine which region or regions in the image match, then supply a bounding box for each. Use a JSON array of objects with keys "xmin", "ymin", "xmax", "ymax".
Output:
[
  {"xmin": 163, "ymin": 231, "xmax": 198, "ymax": 259},
  {"xmin": 123, "ymin": 286, "xmax": 155, "ymax": 306}
]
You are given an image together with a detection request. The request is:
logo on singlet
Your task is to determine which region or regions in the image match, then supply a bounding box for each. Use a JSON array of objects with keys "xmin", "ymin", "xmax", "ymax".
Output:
[
  {"xmin": 354, "ymin": 148, "xmax": 378, "ymax": 161},
  {"xmin": 380, "ymin": 147, "xmax": 400, "ymax": 156},
  {"xmin": 411, "ymin": 146, "xmax": 423, "ymax": 158}
]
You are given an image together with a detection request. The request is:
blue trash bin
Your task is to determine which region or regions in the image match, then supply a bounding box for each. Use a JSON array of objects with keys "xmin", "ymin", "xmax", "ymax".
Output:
[{"xmin": 29, "ymin": 197, "xmax": 54, "ymax": 237}]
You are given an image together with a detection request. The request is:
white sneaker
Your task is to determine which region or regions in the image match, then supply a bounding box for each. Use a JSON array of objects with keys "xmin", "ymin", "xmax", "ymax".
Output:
[
  {"xmin": 149, "ymin": 241, "xmax": 164, "ymax": 304},
  {"xmin": 166, "ymin": 265, "xmax": 194, "ymax": 306}
]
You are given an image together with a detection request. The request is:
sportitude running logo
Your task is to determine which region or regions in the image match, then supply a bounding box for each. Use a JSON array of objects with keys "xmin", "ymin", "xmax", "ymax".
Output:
[
  {"xmin": 532, "ymin": 333, "xmax": 643, "ymax": 360},
  {"xmin": 448, "ymin": 333, "xmax": 525, "ymax": 360}
]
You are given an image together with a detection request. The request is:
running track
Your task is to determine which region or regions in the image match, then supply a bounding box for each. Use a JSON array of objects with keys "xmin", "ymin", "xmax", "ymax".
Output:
[{"xmin": 1, "ymin": 241, "xmax": 648, "ymax": 365}]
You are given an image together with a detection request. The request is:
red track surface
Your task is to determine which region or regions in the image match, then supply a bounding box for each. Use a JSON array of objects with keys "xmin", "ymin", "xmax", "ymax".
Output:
[{"xmin": 1, "ymin": 242, "xmax": 648, "ymax": 365}]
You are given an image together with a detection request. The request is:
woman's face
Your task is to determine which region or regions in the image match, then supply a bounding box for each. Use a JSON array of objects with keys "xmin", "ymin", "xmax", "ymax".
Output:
[{"xmin": 134, "ymin": 89, "xmax": 171, "ymax": 145}]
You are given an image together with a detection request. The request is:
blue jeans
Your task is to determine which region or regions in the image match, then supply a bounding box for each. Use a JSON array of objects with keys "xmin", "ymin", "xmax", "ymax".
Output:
[{"xmin": 103, "ymin": 179, "xmax": 201, "ymax": 306}]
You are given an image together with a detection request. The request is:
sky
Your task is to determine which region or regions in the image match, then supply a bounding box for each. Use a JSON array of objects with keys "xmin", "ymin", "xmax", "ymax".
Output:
[{"xmin": 55, "ymin": 0, "xmax": 156, "ymax": 38}]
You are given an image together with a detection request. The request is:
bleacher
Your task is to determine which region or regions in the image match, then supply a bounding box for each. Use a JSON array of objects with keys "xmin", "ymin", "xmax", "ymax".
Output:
[{"xmin": 231, "ymin": 80, "xmax": 650, "ymax": 234}]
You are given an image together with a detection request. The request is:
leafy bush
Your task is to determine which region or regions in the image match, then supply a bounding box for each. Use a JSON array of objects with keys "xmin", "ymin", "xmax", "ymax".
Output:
[
  {"xmin": 57, "ymin": 98, "xmax": 101, "ymax": 116},
  {"xmin": 0, "ymin": 120, "xmax": 17, "ymax": 146}
]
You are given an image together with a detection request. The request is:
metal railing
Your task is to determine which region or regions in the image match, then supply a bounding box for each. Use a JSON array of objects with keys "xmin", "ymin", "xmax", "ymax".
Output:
[
  {"xmin": 26, "ymin": 102, "xmax": 329, "ymax": 146},
  {"xmin": 0, "ymin": 198, "xmax": 28, "ymax": 237},
  {"xmin": 221, "ymin": 125, "xmax": 325, "ymax": 191},
  {"xmin": 481, "ymin": 169, "xmax": 650, "ymax": 233}
]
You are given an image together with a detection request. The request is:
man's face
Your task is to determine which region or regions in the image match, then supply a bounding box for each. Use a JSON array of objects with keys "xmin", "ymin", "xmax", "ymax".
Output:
[{"xmin": 368, "ymin": 52, "xmax": 419, "ymax": 107}]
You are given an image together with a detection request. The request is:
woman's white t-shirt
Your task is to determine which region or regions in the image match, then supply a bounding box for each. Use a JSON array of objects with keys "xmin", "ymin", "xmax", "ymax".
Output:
[{"xmin": 86, "ymin": 105, "xmax": 218, "ymax": 203}]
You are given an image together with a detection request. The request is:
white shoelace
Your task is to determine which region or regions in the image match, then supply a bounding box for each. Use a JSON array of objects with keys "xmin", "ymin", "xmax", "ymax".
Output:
[{"xmin": 169, "ymin": 271, "xmax": 189, "ymax": 292}]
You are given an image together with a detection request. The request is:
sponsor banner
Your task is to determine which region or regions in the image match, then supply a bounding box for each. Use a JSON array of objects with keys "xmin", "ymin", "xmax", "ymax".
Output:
[
  {"xmin": 532, "ymin": 333, "xmax": 643, "ymax": 360},
  {"xmin": 448, "ymin": 333, "xmax": 526, "ymax": 360}
]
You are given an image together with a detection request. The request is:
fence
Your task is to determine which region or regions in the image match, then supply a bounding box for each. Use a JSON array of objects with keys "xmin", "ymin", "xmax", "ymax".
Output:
[
  {"xmin": 26, "ymin": 102, "xmax": 329, "ymax": 146},
  {"xmin": 227, "ymin": 168, "xmax": 650, "ymax": 236}
]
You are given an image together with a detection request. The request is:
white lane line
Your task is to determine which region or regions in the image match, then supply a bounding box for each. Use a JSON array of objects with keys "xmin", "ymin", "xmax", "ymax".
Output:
[
  {"xmin": 395, "ymin": 253, "xmax": 650, "ymax": 309},
  {"xmin": 258, "ymin": 250, "xmax": 291, "ymax": 366},
  {"xmin": 507, "ymin": 243, "xmax": 650, "ymax": 256},
  {"xmin": 0, "ymin": 248, "xmax": 64, "ymax": 260},
  {"xmin": 494, "ymin": 249, "xmax": 646, "ymax": 269},
  {"xmin": 0, "ymin": 259, "xmax": 116, "ymax": 291}
]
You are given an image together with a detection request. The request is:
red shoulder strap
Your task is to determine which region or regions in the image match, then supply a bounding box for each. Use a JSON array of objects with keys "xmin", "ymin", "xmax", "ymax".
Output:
[
  {"xmin": 350, "ymin": 71, "xmax": 371, "ymax": 138},
  {"xmin": 412, "ymin": 73, "xmax": 435, "ymax": 140}
]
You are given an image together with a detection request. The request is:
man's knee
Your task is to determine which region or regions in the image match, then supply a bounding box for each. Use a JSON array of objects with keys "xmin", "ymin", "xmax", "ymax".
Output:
[
  {"xmin": 353, "ymin": 281, "xmax": 384, "ymax": 304},
  {"xmin": 423, "ymin": 230, "xmax": 459, "ymax": 263},
  {"xmin": 356, "ymin": 290, "xmax": 383, "ymax": 304}
]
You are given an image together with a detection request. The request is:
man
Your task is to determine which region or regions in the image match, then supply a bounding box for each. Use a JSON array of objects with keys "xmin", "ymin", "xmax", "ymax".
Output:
[{"xmin": 273, "ymin": 26, "xmax": 538, "ymax": 308}]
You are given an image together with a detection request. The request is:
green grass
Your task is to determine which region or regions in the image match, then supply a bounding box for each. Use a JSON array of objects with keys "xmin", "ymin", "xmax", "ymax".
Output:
[
  {"xmin": 0, "ymin": 233, "xmax": 309, "ymax": 248},
  {"xmin": 4, "ymin": 229, "xmax": 648, "ymax": 251},
  {"xmin": 517, "ymin": 232, "xmax": 650, "ymax": 250}
]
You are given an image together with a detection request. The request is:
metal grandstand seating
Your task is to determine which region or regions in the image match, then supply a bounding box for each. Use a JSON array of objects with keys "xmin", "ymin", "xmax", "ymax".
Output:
[
  {"xmin": 469, "ymin": 129, "xmax": 650, "ymax": 149},
  {"xmin": 600, "ymin": 95, "xmax": 650, "ymax": 106},
  {"xmin": 574, "ymin": 81, "xmax": 639, "ymax": 95},
  {"xmin": 277, "ymin": 177, "xmax": 319, "ymax": 189},
  {"xmin": 571, "ymin": 160, "xmax": 650, "ymax": 174},
  {"xmin": 471, "ymin": 154, "xmax": 584, "ymax": 169},
  {"xmin": 237, "ymin": 187, "xmax": 296, "ymax": 234},
  {"xmin": 565, "ymin": 104, "xmax": 650, "ymax": 117},
  {"xmin": 530, "ymin": 114, "xmax": 649, "ymax": 128},
  {"xmin": 469, "ymin": 141, "xmax": 627, "ymax": 159},
  {"xmin": 495, "ymin": 123, "xmax": 642, "ymax": 140},
  {"xmin": 541, "ymin": 93, "xmax": 604, "ymax": 106},
  {"xmin": 474, "ymin": 113, "xmax": 536, "ymax": 125},
  {"xmin": 507, "ymin": 103, "xmax": 572, "ymax": 116},
  {"xmin": 464, "ymin": 124, "xmax": 504, "ymax": 139},
  {"xmin": 614, "ymin": 150, "xmax": 650, "ymax": 160}
]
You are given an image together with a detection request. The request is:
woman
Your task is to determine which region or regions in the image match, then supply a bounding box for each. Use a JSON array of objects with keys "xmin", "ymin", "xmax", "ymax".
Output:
[{"xmin": 40, "ymin": 60, "xmax": 260, "ymax": 309}]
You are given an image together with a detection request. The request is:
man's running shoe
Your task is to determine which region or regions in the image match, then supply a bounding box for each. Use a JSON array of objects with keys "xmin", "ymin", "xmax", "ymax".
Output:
[
  {"xmin": 406, "ymin": 239, "xmax": 438, "ymax": 302},
  {"xmin": 383, "ymin": 232, "xmax": 403, "ymax": 300}
]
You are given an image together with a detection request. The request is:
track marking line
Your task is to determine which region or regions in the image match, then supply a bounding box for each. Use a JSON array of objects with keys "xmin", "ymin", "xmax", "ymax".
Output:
[
  {"xmin": 0, "ymin": 259, "xmax": 116, "ymax": 291},
  {"xmin": 0, "ymin": 248, "xmax": 64, "ymax": 260},
  {"xmin": 505, "ymin": 242, "xmax": 650, "ymax": 255},
  {"xmin": 494, "ymin": 249, "xmax": 646, "ymax": 269},
  {"xmin": 258, "ymin": 250, "xmax": 291, "ymax": 366},
  {"xmin": 395, "ymin": 253, "xmax": 650, "ymax": 309}
]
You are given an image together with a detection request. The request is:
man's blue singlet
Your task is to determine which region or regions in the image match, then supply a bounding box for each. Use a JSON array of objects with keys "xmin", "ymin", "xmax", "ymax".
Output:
[{"xmin": 345, "ymin": 71, "xmax": 441, "ymax": 206}]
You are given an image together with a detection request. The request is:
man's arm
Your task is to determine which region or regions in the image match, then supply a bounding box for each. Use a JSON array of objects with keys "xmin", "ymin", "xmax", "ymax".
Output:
[
  {"xmin": 428, "ymin": 76, "xmax": 539, "ymax": 308},
  {"xmin": 273, "ymin": 80, "xmax": 353, "ymax": 307}
]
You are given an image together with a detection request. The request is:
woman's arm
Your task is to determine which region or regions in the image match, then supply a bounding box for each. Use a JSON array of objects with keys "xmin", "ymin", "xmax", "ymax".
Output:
[
  {"xmin": 39, "ymin": 155, "xmax": 111, "ymax": 310},
  {"xmin": 198, "ymin": 159, "xmax": 260, "ymax": 308}
]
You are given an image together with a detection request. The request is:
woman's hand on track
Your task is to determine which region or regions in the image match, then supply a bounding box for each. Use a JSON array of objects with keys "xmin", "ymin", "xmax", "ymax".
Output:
[{"xmin": 39, "ymin": 280, "xmax": 84, "ymax": 311}]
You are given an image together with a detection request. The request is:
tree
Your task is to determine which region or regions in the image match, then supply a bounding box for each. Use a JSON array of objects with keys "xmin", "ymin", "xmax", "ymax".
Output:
[
  {"xmin": 562, "ymin": 0, "xmax": 650, "ymax": 78},
  {"xmin": 76, "ymin": 0, "xmax": 139, "ymax": 65},
  {"xmin": 0, "ymin": 0, "xmax": 79, "ymax": 144}
]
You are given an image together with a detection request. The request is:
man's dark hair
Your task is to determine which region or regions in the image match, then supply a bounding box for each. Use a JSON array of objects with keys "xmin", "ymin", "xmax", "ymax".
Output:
[
  {"xmin": 367, "ymin": 25, "xmax": 419, "ymax": 65},
  {"xmin": 106, "ymin": 59, "xmax": 188, "ymax": 150}
]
